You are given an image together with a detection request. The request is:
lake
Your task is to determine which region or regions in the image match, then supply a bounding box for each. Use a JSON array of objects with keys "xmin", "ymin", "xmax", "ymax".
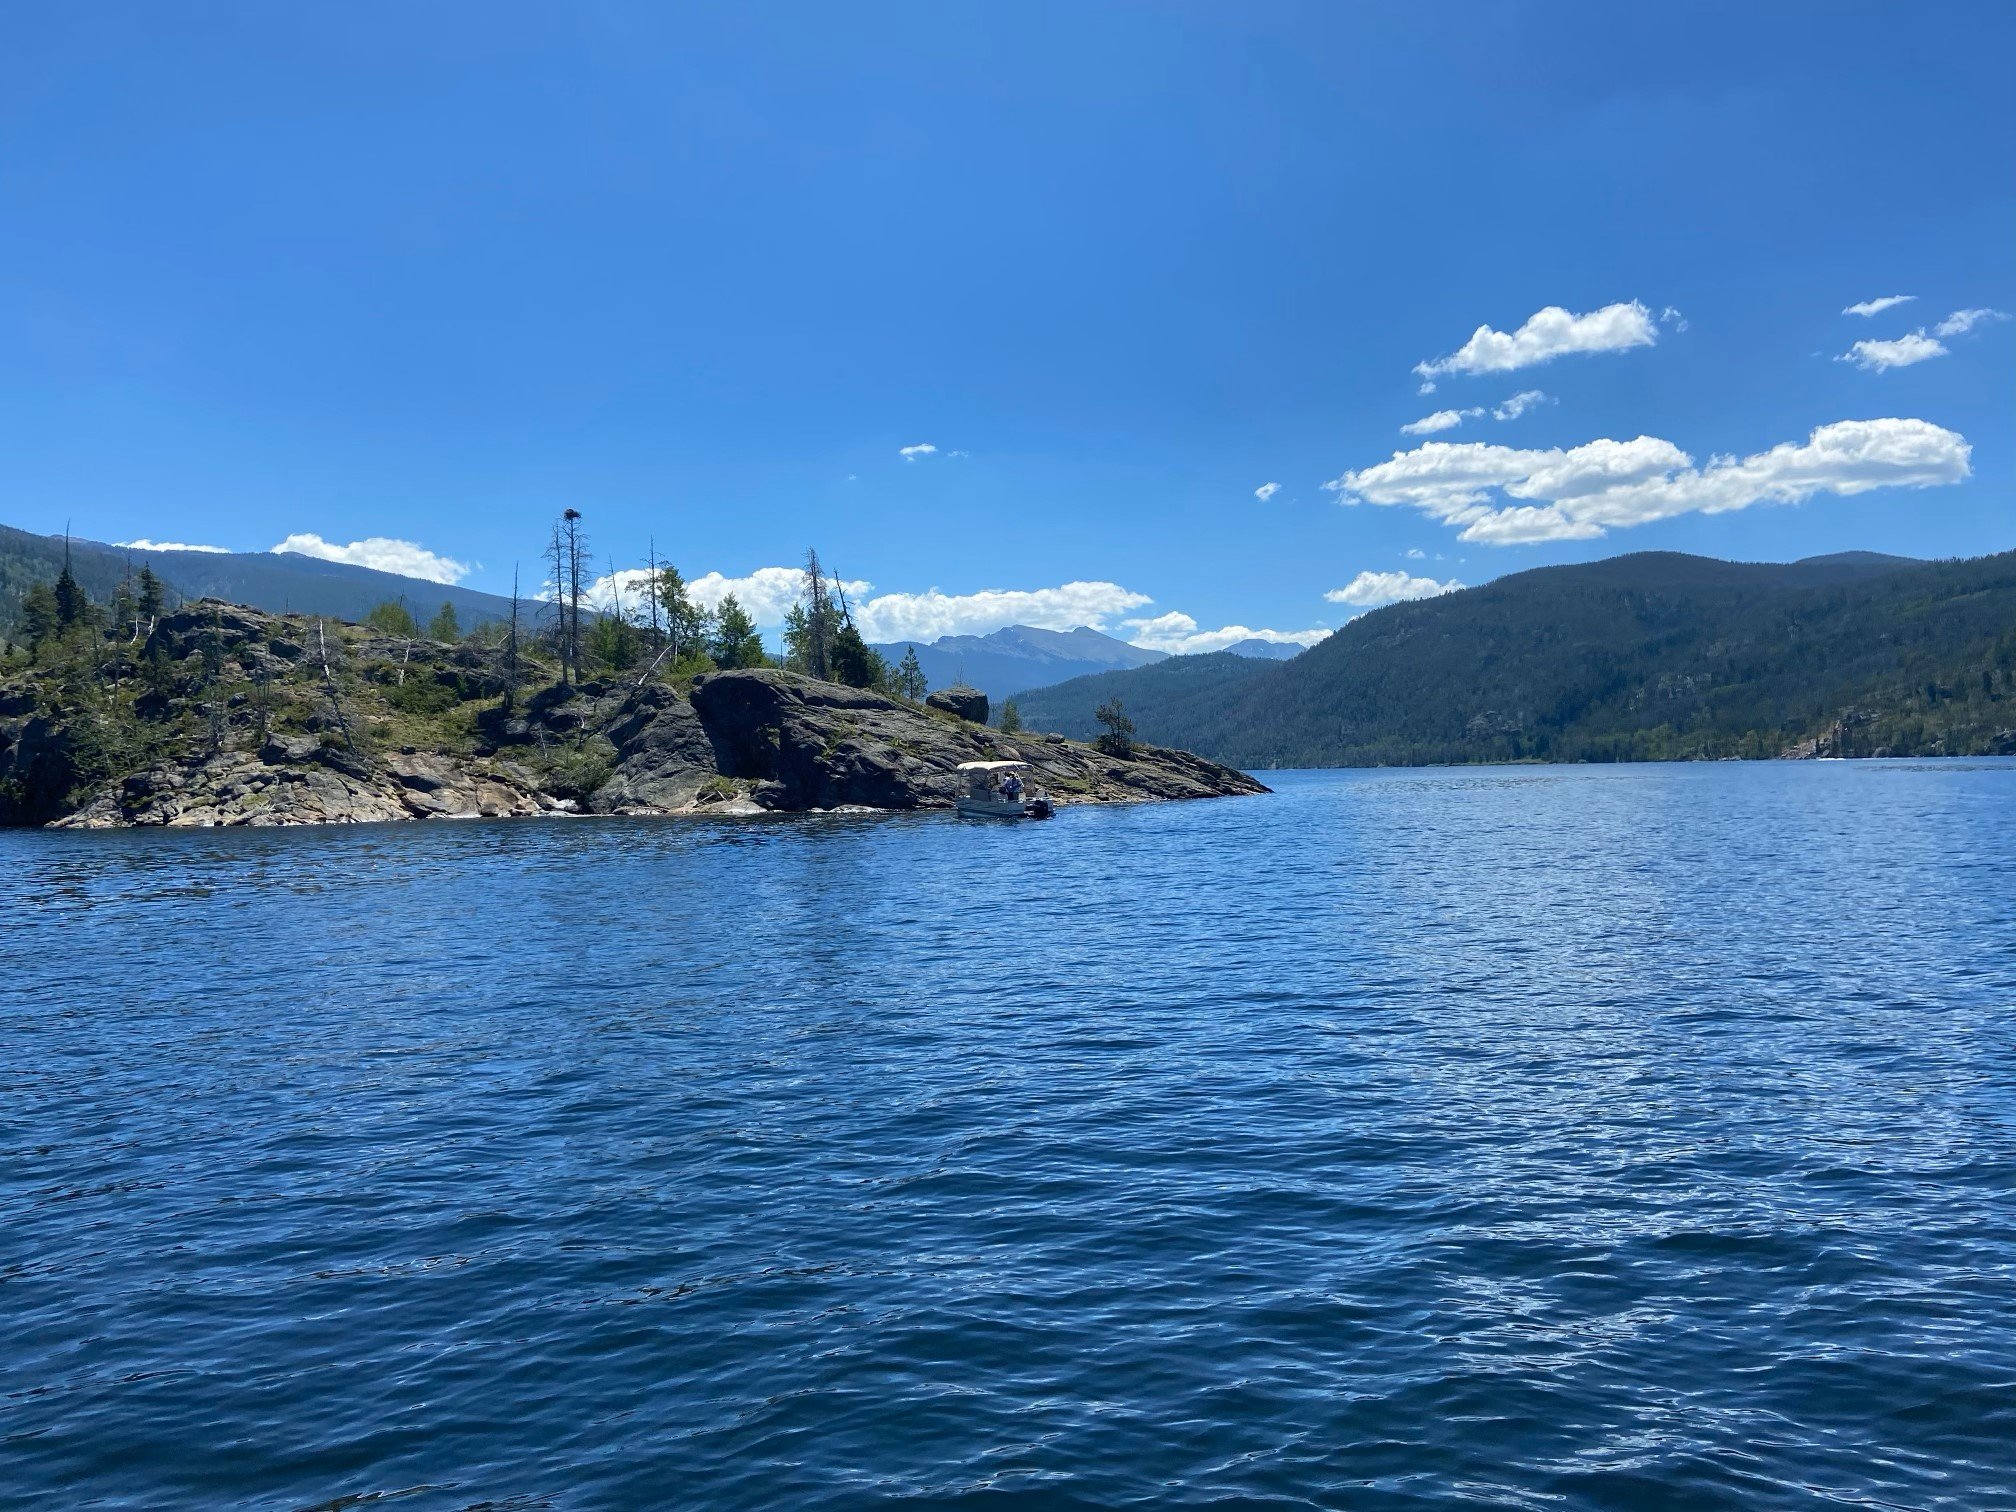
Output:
[{"xmin": 4, "ymin": 761, "xmax": 2014, "ymax": 1509}]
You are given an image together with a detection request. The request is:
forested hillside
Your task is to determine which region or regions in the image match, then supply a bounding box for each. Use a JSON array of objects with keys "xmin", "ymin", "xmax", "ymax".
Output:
[
  {"xmin": 1014, "ymin": 651, "xmax": 1276, "ymax": 742},
  {"xmin": 1, "ymin": 524, "xmax": 518, "ymax": 637},
  {"xmin": 1014, "ymin": 550, "xmax": 2016, "ymax": 767}
]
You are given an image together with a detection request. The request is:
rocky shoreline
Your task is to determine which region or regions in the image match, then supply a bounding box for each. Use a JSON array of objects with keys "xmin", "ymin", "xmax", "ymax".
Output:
[{"xmin": 1, "ymin": 603, "xmax": 1266, "ymax": 829}]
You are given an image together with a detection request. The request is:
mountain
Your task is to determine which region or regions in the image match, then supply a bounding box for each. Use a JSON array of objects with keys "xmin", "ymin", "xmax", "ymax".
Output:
[
  {"xmin": 872, "ymin": 623, "xmax": 1166, "ymax": 701},
  {"xmin": 1015, "ymin": 651, "xmax": 1279, "ymax": 742},
  {"xmin": 1220, "ymin": 638, "xmax": 1309, "ymax": 660},
  {"xmin": 1011, "ymin": 549, "xmax": 2016, "ymax": 767},
  {"xmin": 1, "ymin": 522, "xmax": 520, "ymax": 637}
]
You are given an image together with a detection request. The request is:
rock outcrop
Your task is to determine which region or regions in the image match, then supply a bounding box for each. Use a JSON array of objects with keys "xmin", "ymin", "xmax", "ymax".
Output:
[
  {"xmin": 925, "ymin": 684, "xmax": 989, "ymax": 724},
  {"xmin": 0, "ymin": 606, "xmax": 1265, "ymax": 828}
]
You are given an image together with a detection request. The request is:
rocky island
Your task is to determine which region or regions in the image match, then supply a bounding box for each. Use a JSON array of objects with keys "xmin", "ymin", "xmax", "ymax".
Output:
[{"xmin": 0, "ymin": 601, "xmax": 1265, "ymax": 829}]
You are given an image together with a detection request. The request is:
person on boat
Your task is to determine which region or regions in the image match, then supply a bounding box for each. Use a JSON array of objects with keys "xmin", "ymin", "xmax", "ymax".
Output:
[{"xmin": 1001, "ymin": 771, "xmax": 1023, "ymax": 802}]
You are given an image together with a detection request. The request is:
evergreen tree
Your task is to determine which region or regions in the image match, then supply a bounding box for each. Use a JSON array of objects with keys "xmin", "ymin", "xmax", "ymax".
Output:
[
  {"xmin": 427, "ymin": 601, "xmax": 461, "ymax": 642},
  {"xmin": 588, "ymin": 610, "xmax": 639, "ymax": 670},
  {"xmin": 365, "ymin": 600, "xmax": 419, "ymax": 638},
  {"xmin": 998, "ymin": 698, "xmax": 1023, "ymax": 733},
  {"xmin": 830, "ymin": 621, "xmax": 885, "ymax": 689},
  {"xmin": 136, "ymin": 565, "xmax": 165, "ymax": 622},
  {"xmin": 1094, "ymin": 697, "xmax": 1135, "ymax": 757},
  {"xmin": 53, "ymin": 555, "xmax": 87, "ymax": 630},
  {"xmin": 709, "ymin": 594, "xmax": 766, "ymax": 669},
  {"xmin": 656, "ymin": 564, "xmax": 708, "ymax": 658},
  {"xmin": 895, "ymin": 646, "xmax": 928, "ymax": 701},
  {"xmin": 800, "ymin": 549, "xmax": 834, "ymax": 679},
  {"xmin": 781, "ymin": 603, "xmax": 813, "ymax": 672},
  {"xmin": 19, "ymin": 582, "xmax": 60, "ymax": 649}
]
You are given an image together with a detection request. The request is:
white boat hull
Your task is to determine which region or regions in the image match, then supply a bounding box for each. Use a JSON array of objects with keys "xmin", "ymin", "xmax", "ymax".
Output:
[{"xmin": 956, "ymin": 795, "xmax": 1031, "ymax": 818}]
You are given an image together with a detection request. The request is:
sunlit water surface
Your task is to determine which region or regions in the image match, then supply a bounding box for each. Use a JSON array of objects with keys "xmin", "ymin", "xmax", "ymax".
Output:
[{"xmin": 4, "ymin": 762, "xmax": 2014, "ymax": 1510}]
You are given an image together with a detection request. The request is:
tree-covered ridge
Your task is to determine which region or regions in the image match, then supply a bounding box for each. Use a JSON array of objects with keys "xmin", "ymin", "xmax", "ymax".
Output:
[
  {"xmin": 1013, "ymin": 549, "xmax": 2016, "ymax": 768},
  {"xmin": 1014, "ymin": 652, "xmax": 1276, "ymax": 743},
  {"xmin": 0, "ymin": 522, "xmax": 526, "ymax": 635}
]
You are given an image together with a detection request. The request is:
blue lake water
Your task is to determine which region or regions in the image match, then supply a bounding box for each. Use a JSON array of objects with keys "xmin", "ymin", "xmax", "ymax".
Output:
[{"xmin": 4, "ymin": 761, "xmax": 2015, "ymax": 1510}]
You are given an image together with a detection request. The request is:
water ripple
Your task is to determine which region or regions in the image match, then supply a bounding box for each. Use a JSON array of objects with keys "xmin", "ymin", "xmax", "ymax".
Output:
[{"xmin": 3, "ymin": 761, "xmax": 2014, "ymax": 1508}]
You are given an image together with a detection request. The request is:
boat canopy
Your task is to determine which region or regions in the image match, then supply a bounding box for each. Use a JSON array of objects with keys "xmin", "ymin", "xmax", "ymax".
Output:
[{"xmin": 956, "ymin": 760, "xmax": 1030, "ymax": 771}]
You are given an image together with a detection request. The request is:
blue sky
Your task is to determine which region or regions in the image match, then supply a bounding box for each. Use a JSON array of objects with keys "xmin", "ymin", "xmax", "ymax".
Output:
[{"xmin": 2, "ymin": 2, "xmax": 2010, "ymax": 648}]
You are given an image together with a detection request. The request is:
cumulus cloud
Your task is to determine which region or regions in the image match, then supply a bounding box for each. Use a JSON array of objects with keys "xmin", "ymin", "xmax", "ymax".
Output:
[
  {"xmin": 1839, "ymin": 332, "xmax": 1947, "ymax": 371},
  {"xmin": 1121, "ymin": 611, "xmax": 1328, "ymax": 655},
  {"xmin": 1324, "ymin": 571, "xmax": 1465, "ymax": 608},
  {"xmin": 1403, "ymin": 548, "xmax": 1426, "ymax": 559},
  {"xmin": 1325, "ymin": 417, "xmax": 1970, "ymax": 546},
  {"xmin": 857, "ymin": 582, "xmax": 1154, "ymax": 642},
  {"xmin": 1844, "ymin": 295, "xmax": 1916, "ymax": 318},
  {"xmin": 587, "ymin": 565, "xmax": 1155, "ymax": 643},
  {"xmin": 272, "ymin": 533, "xmax": 471, "ymax": 584},
  {"xmin": 1254, "ymin": 481, "xmax": 1281, "ymax": 502},
  {"xmin": 898, "ymin": 443, "xmax": 938, "ymax": 461},
  {"xmin": 1414, "ymin": 300, "xmax": 1660, "ymax": 379},
  {"xmin": 116, "ymin": 538, "xmax": 230, "ymax": 554},
  {"xmin": 1401, "ymin": 407, "xmax": 1484, "ymax": 436},
  {"xmin": 1417, "ymin": 379, "xmax": 1437, "ymax": 395},
  {"xmin": 1491, "ymin": 389, "xmax": 1551, "ymax": 421},
  {"xmin": 1933, "ymin": 307, "xmax": 2009, "ymax": 338}
]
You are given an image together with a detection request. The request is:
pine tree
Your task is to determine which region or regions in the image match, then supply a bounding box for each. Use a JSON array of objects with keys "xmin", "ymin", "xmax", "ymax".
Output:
[
  {"xmin": 19, "ymin": 582, "xmax": 60, "ymax": 650},
  {"xmin": 365, "ymin": 600, "xmax": 419, "ymax": 638},
  {"xmin": 427, "ymin": 601, "xmax": 461, "ymax": 642},
  {"xmin": 709, "ymin": 594, "xmax": 765, "ymax": 668},
  {"xmin": 136, "ymin": 565, "xmax": 165, "ymax": 622},
  {"xmin": 998, "ymin": 698, "xmax": 1023, "ymax": 733},
  {"xmin": 830, "ymin": 622, "xmax": 885, "ymax": 689},
  {"xmin": 896, "ymin": 646, "xmax": 928, "ymax": 701},
  {"xmin": 53, "ymin": 546, "xmax": 87, "ymax": 630},
  {"xmin": 1094, "ymin": 697, "xmax": 1135, "ymax": 757},
  {"xmin": 656, "ymin": 564, "xmax": 708, "ymax": 659},
  {"xmin": 801, "ymin": 549, "xmax": 833, "ymax": 680}
]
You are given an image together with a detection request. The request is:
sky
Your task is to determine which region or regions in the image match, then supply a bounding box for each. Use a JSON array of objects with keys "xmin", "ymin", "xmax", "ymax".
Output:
[{"xmin": 2, "ymin": 1, "xmax": 2011, "ymax": 650}]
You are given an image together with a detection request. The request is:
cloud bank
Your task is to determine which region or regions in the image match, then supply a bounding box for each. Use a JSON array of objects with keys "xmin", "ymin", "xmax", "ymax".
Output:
[
  {"xmin": 1325, "ymin": 571, "xmax": 1465, "ymax": 608},
  {"xmin": 1414, "ymin": 301, "xmax": 1660, "ymax": 379},
  {"xmin": 272, "ymin": 533, "xmax": 472, "ymax": 584},
  {"xmin": 1122, "ymin": 612, "xmax": 1328, "ymax": 655},
  {"xmin": 1326, "ymin": 417, "xmax": 1970, "ymax": 545},
  {"xmin": 116, "ymin": 538, "xmax": 231, "ymax": 554}
]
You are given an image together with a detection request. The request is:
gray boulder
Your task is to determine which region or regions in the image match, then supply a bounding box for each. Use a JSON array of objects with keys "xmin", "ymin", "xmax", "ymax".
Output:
[{"xmin": 926, "ymin": 684, "xmax": 989, "ymax": 724}]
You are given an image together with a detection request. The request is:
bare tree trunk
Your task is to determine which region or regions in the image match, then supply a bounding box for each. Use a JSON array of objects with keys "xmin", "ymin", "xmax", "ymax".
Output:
[{"xmin": 316, "ymin": 619, "xmax": 356, "ymax": 750}]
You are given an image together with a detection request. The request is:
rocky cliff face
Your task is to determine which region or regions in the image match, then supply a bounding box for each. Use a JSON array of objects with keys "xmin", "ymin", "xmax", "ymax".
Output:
[{"xmin": 0, "ymin": 603, "xmax": 1265, "ymax": 828}]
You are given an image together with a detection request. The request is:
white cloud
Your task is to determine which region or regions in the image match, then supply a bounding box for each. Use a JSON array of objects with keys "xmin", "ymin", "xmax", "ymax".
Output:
[
  {"xmin": 1491, "ymin": 389, "xmax": 1550, "ymax": 421},
  {"xmin": 858, "ymin": 582, "xmax": 1154, "ymax": 641},
  {"xmin": 1839, "ymin": 331, "xmax": 1947, "ymax": 371},
  {"xmin": 1326, "ymin": 418, "xmax": 1970, "ymax": 546},
  {"xmin": 1121, "ymin": 611, "xmax": 1328, "ymax": 655},
  {"xmin": 898, "ymin": 443, "xmax": 938, "ymax": 461},
  {"xmin": 1414, "ymin": 300, "xmax": 1659, "ymax": 379},
  {"xmin": 1254, "ymin": 481, "xmax": 1281, "ymax": 502},
  {"xmin": 1844, "ymin": 295, "xmax": 1916, "ymax": 318},
  {"xmin": 1324, "ymin": 570, "xmax": 1465, "ymax": 608},
  {"xmin": 1417, "ymin": 379, "xmax": 1436, "ymax": 395},
  {"xmin": 272, "ymin": 533, "xmax": 471, "ymax": 584},
  {"xmin": 1933, "ymin": 307, "xmax": 2009, "ymax": 338},
  {"xmin": 1660, "ymin": 306, "xmax": 1689, "ymax": 332},
  {"xmin": 1403, "ymin": 548, "xmax": 1426, "ymax": 559},
  {"xmin": 116, "ymin": 538, "xmax": 230, "ymax": 554},
  {"xmin": 1401, "ymin": 407, "xmax": 1484, "ymax": 436}
]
